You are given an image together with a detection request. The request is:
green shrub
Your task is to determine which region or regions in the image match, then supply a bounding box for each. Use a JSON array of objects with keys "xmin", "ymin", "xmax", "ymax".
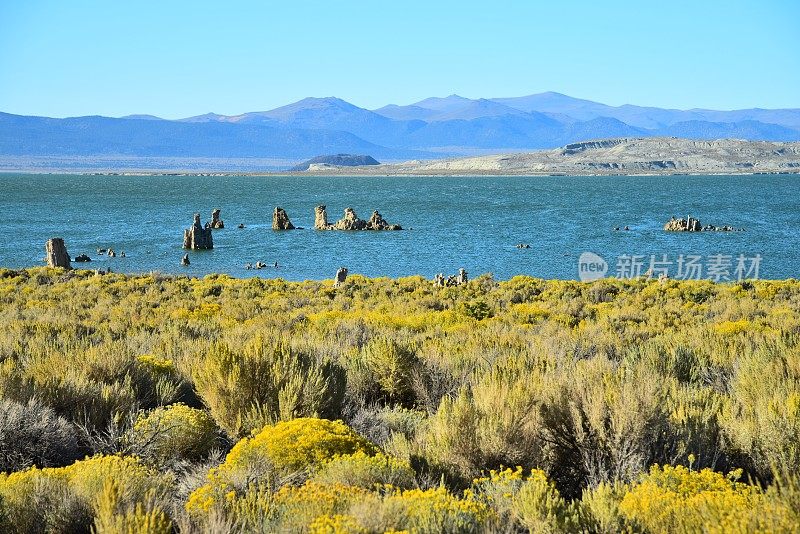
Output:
[
  {"xmin": 129, "ymin": 403, "xmax": 219, "ymax": 465},
  {"xmin": 191, "ymin": 338, "xmax": 345, "ymax": 438}
]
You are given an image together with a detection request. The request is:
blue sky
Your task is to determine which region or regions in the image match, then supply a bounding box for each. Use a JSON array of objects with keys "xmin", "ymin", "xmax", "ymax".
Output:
[{"xmin": 0, "ymin": 0, "xmax": 798, "ymax": 118}]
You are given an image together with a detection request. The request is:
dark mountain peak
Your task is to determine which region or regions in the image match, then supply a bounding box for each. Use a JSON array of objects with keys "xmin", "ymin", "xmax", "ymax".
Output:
[{"xmin": 290, "ymin": 153, "xmax": 380, "ymax": 171}]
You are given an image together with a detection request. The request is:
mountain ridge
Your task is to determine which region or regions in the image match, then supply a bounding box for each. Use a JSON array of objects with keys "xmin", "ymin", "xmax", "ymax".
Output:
[{"xmin": 2, "ymin": 93, "xmax": 799, "ymax": 167}]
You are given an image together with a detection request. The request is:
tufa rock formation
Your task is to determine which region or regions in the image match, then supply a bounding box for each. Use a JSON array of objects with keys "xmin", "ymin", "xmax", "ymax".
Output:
[
  {"xmin": 314, "ymin": 205, "xmax": 330, "ymax": 230},
  {"xmin": 272, "ymin": 207, "xmax": 295, "ymax": 230},
  {"xmin": 210, "ymin": 209, "xmax": 224, "ymax": 229},
  {"xmin": 333, "ymin": 208, "xmax": 367, "ymax": 230},
  {"xmin": 45, "ymin": 238, "xmax": 71, "ymax": 269},
  {"xmin": 183, "ymin": 213, "xmax": 214, "ymax": 249},
  {"xmin": 433, "ymin": 268, "xmax": 469, "ymax": 287},
  {"xmin": 74, "ymin": 254, "xmax": 91, "ymax": 262},
  {"xmin": 663, "ymin": 216, "xmax": 741, "ymax": 232},
  {"xmin": 664, "ymin": 216, "xmax": 702, "ymax": 232},
  {"xmin": 334, "ymin": 267, "xmax": 348, "ymax": 287},
  {"xmin": 367, "ymin": 210, "xmax": 402, "ymax": 230},
  {"xmin": 181, "ymin": 253, "xmax": 190, "ymax": 266},
  {"xmin": 315, "ymin": 205, "xmax": 401, "ymax": 231}
]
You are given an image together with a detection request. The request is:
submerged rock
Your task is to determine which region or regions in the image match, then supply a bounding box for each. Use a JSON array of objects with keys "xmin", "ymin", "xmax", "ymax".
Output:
[
  {"xmin": 210, "ymin": 209, "xmax": 224, "ymax": 229},
  {"xmin": 272, "ymin": 207, "xmax": 295, "ymax": 230},
  {"xmin": 183, "ymin": 213, "xmax": 214, "ymax": 249},
  {"xmin": 45, "ymin": 238, "xmax": 71, "ymax": 269}
]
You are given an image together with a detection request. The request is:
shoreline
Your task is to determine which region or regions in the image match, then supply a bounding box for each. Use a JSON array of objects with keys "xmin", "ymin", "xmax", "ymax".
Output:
[
  {"xmin": 2, "ymin": 170, "xmax": 800, "ymax": 177},
  {"xmin": 4, "ymin": 266, "xmax": 793, "ymax": 284},
  {"xmin": 2, "ymin": 137, "xmax": 799, "ymax": 177}
]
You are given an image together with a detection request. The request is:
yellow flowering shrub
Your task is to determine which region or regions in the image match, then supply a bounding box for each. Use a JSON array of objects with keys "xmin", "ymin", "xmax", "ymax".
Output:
[
  {"xmin": 93, "ymin": 479, "xmax": 172, "ymax": 534},
  {"xmin": 619, "ymin": 465, "xmax": 762, "ymax": 533},
  {"xmin": 226, "ymin": 418, "xmax": 379, "ymax": 474},
  {"xmin": 309, "ymin": 514, "xmax": 367, "ymax": 534},
  {"xmin": 131, "ymin": 403, "xmax": 218, "ymax": 463},
  {"xmin": 714, "ymin": 320, "xmax": 751, "ymax": 336},
  {"xmin": 0, "ymin": 455, "xmax": 172, "ymax": 533},
  {"xmin": 380, "ymin": 486, "xmax": 492, "ymax": 533},
  {"xmin": 312, "ymin": 451, "xmax": 416, "ymax": 489},
  {"xmin": 472, "ymin": 467, "xmax": 576, "ymax": 533},
  {"xmin": 271, "ymin": 481, "xmax": 371, "ymax": 531},
  {"xmin": 135, "ymin": 354, "xmax": 176, "ymax": 375},
  {"xmin": 186, "ymin": 418, "xmax": 379, "ymax": 514}
]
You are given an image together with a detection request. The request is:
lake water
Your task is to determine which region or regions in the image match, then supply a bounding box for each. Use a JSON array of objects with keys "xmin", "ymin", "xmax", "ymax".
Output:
[{"xmin": 1, "ymin": 173, "xmax": 799, "ymax": 281}]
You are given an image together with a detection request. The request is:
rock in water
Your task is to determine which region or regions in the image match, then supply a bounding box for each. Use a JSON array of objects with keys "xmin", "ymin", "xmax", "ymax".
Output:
[
  {"xmin": 316, "ymin": 205, "xmax": 402, "ymax": 230},
  {"xmin": 74, "ymin": 254, "xmax": 91, "ymax": 262},
  {"xmin": 366, "ymin": 210, "xmax": 402, "ymax": 230},
  {"xmin": 183, "ymin": 213, "xmax": 214, "ymax": 249},
  {"xmin": 181, "ymin": 253, "xmax": 190, "ymax": 266},
  {"xmin": 314, "ymin": 205, "xmax": 331, "ymax": 230},
  {"xmin": 334, "ymin": 267, "xmax": 348, "ymax": 287},
  {"xmin": 272, "ymin": 207, "xmax": 295, "ymax": 230},
  {"xmin": 664, "ymin": 215, "xmax": 702, "ymax": 232},
  {"xmin": 333, "ymin": 208, "xmax": 368, "ymax": 230},
  {"xmin": 210, "ymin": 209, "xmax": 224, "ymax": 229},
  {"xmin": 45, "ymin": 238, "xmax": 72, "ymax": 269}
]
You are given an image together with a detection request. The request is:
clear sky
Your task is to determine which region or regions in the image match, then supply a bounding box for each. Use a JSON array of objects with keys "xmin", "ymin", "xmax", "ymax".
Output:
[{"xmin": 1, "ymin": 0, "xmax": 798, "ymax": 119}]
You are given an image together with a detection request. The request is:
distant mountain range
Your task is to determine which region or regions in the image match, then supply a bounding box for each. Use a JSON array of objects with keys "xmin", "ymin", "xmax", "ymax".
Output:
[{"xmin": 2, "ymin": 92, "xmax": 799, "ymax": 165}]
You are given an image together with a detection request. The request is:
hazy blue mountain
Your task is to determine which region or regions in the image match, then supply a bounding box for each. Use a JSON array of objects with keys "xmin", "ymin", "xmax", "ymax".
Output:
[
  {"xmin": 687, "ymin": 109, "xmax": 800, "ymax": 130},
  {"xmin": 179, "ymin": 112, "xmax": 246, "ymax": 123},
  {"xmin": 372, "ymin": 104, "xmax": 439, "ymax": 121},
  {"xmin": 658, "ymin": 120, "xmax": 800, "ymax": 141},
  {"xmin": 403, "ymin": 113, "xmax": 565, "ymax": 149},
  {"xmin": 411, "ymin": 94, "xmax": 474, "ymax": 112},
  {"xmin": 187, "ymin": 97, "xmax": 426, "ymax": 147},
  {"xmin": 563, "ymin": 117, "xmax": 646, "ymax": 142},
  {"xmin": 491, "ymin": 92, "xmax": 800, "ymax": 130},
  {"xmin": 0, "ymin": 112, "xmax": 426, "ymax": 160},
  {"xmin": 491, "ymin": 92, "xmax": 616, "ymax": 119},
  {"xmin": 426, "ymin": 99, "xmax": 530, "ymax": 122},
  {"xmin": 120, "ymin": 114, "xmax": 164, "ymax": 121},
  {"xmin": 2, "ymin": 92, "xmax": 798, "ymax": 163}
]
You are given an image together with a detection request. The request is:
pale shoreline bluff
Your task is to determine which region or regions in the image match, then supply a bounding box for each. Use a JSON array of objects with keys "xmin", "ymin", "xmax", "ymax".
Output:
[
  {"xmin": 292, "ymin": 138, "xmax": 800, "ymax": 177},
  {"xmin": 0, "ymin": 137, "xmax": 799, "ymax": 176}
]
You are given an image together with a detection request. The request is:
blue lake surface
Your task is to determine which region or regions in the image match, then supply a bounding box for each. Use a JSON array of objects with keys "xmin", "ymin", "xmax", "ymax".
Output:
[{"xmin": 1, "ymin": 173, "xmax": 799, "ymax": 281}]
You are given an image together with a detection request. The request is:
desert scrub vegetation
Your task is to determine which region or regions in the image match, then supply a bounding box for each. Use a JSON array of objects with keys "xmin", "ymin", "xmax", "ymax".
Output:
[{"xmin": 0, "ymin": 267, "xmax": 799, "ymax": 531}]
